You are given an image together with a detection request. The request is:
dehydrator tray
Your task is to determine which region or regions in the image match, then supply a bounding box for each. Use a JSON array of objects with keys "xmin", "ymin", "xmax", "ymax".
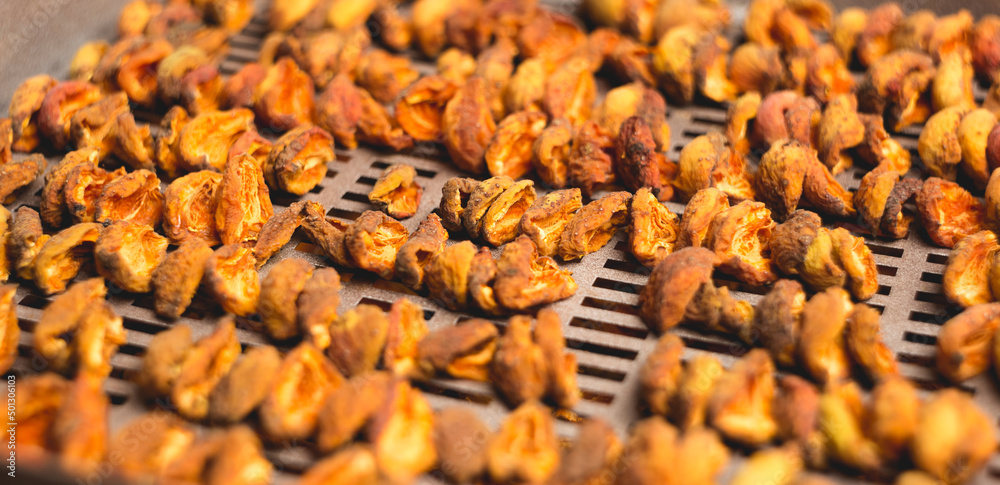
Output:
[{"xmin": 4, "ymin": 0, "xmax": 1000, "ymax": 483}]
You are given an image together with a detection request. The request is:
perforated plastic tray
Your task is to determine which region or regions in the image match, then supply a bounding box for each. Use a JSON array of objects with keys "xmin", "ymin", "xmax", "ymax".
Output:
[{"xmin": 6, "ymin": 2, "xmax": 1000, "ymax": 484}]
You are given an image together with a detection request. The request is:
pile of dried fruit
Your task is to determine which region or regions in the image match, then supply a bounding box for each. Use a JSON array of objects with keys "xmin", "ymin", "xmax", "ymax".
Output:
[{"xmin": 4, "ymin": 0, "xmax": 1000, "ymax": 483}]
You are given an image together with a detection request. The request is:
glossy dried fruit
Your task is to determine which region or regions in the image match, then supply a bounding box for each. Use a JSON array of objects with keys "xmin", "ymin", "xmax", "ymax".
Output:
[
  {"xmin": 178, "ymin": 108, "xmax": 254, "ymax": 172},
  {"xmin": 172, "ymin": 319, "xmax": 241, "ymax": 420},
  {"xmin": 913, "ymin": 389, "xmax": 996, "ymax": 484},
  {"xmin": 9, "ymin": 74, "xmax": 57, "ymax": 152},
  {"xmin": 443, "ymin": 76, "xmax": 496, "ymax": 174},
  {"xmin": 708, "ymin": 349, "xmax": 777, "ymax": 446},
  {"xmin": 327, "ymin": 304, "xmax": 388, "ymax": 377},
  {"xmin": 368, "ymin": 379, "xmax": 437, "ymax": 481},
  {"xmin": 163, "ymin": 171, "xmax": 222, "ymax": 245},
  {"xmin": 485, "ymin": 110, "xmax": 547, "ymax": 180},
  {"xmin": 216, "ymin": 153, "xmax": 274, "ymax": 245},
  {"xmin": 95, "ymin": 221, "xmax": 168, "ymax": 293},
  {"xmin": 559, "ymin": 191, "xmax": 630, "ymax": 261},
  {"xmin": 94, "ymin": 169, "xmax": 164, "ymax": 227},
  {"xmin": 152, "ymin": 238, "xmax": 213, "ymax": 320},
  {"xmin": 369, "ymin": 164, "xmax": 423, "ymax": 220},
  {"xmin": 204, "ymin": 244, "xmax": 260, "ymax": 317},
  {"xmin": 916, "ymin": 177, "xmax": 984, "ymax": 248},
  {"xmin": 936, "ymin": 303, "xmax": 1000, "ymax": 383},
  {"xmin": 857, "ymin": 50, "xmax": 936, "ymax": 131},
  {"xmin": 394, "ymin": 75, "xmax": 458, "ymax": 142},
  {"xmin": 416, "ymin": 319, "xmax": 499, "ymax": 381},
  {"xmin": 799, "ymin": 287, "xmax": 853, "ymax": 384},
  {"xmin": 395, "ymin": 214, "xmax": 448, "ymax": 291},
  {"xmin": 639, "ymin": 247, "xmax": 717, "ymax": 333},
  {"xmin": 38, "ymin": 81, "xmax": 102, "ymax": 150},
  {"xmin": 487, "ymin": 400, "xmax": 560, "ymax": 484},
  {"xmin": 706, "ymin": 200, "xmax": 777, "ymax": 285},
  {"xmin": 33, "ymin": 223, "xmax": 101, "ymax": 295},
  {"xmin": 255, "ymin": 58, "xmax": 314, "ymax": 132},
  {"xmin": 259, "ymin": 258, "xmax": 314, "ymax": 340},
  {"xmin": 263, "ymin": 125, "xmax": 334, "ymax": 195},
  {"xmin": 261, "ymin": 342, "xmax": 344, "ymax": 441}
]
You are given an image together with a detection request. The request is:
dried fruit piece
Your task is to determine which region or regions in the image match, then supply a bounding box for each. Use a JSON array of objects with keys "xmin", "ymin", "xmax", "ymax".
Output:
[
  {"xmin": 261, "ymin": 342, "xmax": 344, "ymax": 441},
  {"xmin": 110, "ymin": 411, "xmax": 195, "ymax": 480},
  {"xmin": 639, "ymin": 247, "xmax": 717, "ymax": 333},
  {"xmin": 559, "ymin": 191, "xmax": 630, "ymax": 261},
  {"xmin": 216, "ymin": 153, "xmax": 274, "ymax": 245},
  {"xmin": 297, "ymin": 267, "xmax": 341, "ymax": 349},
  {"xmin": 314, "ymin": 74, "xmax": 363, "ymax": 149},
  {"xmin": 61, "ymin": 163, "xmax": 119, "ymax": 224},
  {"xmin": 433, "ymin": 407, "xmax": 491, "ymax": 484},
  {"xmin": 136, "ymin": 324, "xmax": 192, "ymax": 398},
  {"xmin": 518, "ymin": 189, "xmax": 581, "ymax": 258},
  {"xmin": 95, "ymin": 221, "xmax": 168, "ymax": 293},
  {"xmin": 913, "ymin": 389, "xmax": 996, "ymax": 484},
  {"xmin": 114, "ymin": 111, "xmax": 156, "ymax": 171},
  {"xmin": 676, "ymin": 132, "xmax": 755, "ymax": 203},
  {"xmin": 259, "ymin": 258, "xmax": 314, "ymax": 340},
  {"xmin": 152, "ymin": 238, "xmax": 213, "ymax": 320},
  {"xmin": 368, "ymin": 380, "xmax": 437, "ymax": 481},
  {"xmin": 172, "ymin": 319, "xmax": 241, "ymax": 420},
  {"xmin": 830, "ymin": 227, "xmax": 879, "ymax": 301},
  {"xmin": 568, "ymin": 120, "xmax": 616, "ymax": 197},
  {"xmin": 958, "ymin": 109, "xmax": 997, "ymax": 191},
  {"xmin": 817, "ymin": 94, "xmax": 865, "ymax": 174},
  {"xmin": 845, "ymin": 303, "xmax": 898, "ymax": 381},
  {"xmin": 33, "ymin": 278, "xmax": 122, "ymax": 376},
  {"xmin": 255, "ymin": 58, "xmax": 314, "ymax": 132},
  {"xmin": 439, "ymin": 177, "xmax": 478, "ymax": 233},
  {"xmin": 467, "ymin": 247, "xmax": 501, "ymax": 315},
  {"xmin": 628, "ymin": 188, "xmax": 679, "ymax": 268},
  {"xmin": 799, "ymin": 288, "xmax": 853, "ymax": 384},
  {"xmin": 944, "ymin": 231, "xmax": 998, "ymax": 308},
  {"xmin": 396, "ymin": 214, "xmax": 448, "ymax": 291},
  {"xmin": 39, "ymin": 149, "xmax": 95, "ymax": 227},
  {"xmin": 9, "ymin": 208, "xmax": 46, "ymax": 283},
  {"xmin": 204, "ymin": 244, "xmax": 260, "ymax": 317},
  {"xmin": 487, "ymin": 400, "xmax": 560, "ymax": 484},
  {"xmin": 369, "ymin": 164, "xmax": 423, "ymax": 220},
  {"xmin": 491, "ymin": 315, "xmax": 547, "ymax": 406},
  {"xmin": 857, "ymin": 50, "xmax": 936, "ymax": 131},
  {"xmin": 207, "ymin": 344, "xmax": 280, "ymax": 424},
  {"xmin": 919, "ymin": 106, "xmax": 967, "ymax": 181},
  {"xmin": 534, "ymin": 309, "xmax": 580, "ymax": 408},
  {"xmin": 384, "ymin": 298, "xmax": 429, "ymax": 377},
  {"xmin": 493, "ymin": 236, "xmax": 577, "ymax": 311},
  {"xmin": 463, "ymin": 176, "xmax": 513, "ymax": 239},
  {"xmin": 33, "ymin": 223, "xmax": 101, "ymax": 295},
  {"xmin": 38, "ymin": 81, "xmax": 102, "ymax": 150},
  {"xmin": 416, "ymin": 320, "xmax": 498, "ymax": 381},
  {"xmin": 262, "ymin": 125, "xmax": 334, "ymax": 195},
  {"xmin": 857, "ymin": 114, "xmax": 913, "ymax": 174},
  {"xmin": 482, "ymin": 180, "xmax": 536, "ymax": 247},
  {"xmin": 936, "ymin": 303, "xmax": 1000, "ymax": 383},
  {"xmin": 117, "ymin": 39, "xmax": 173, "ymax": 107},
  {"xmin": 0, "ymin": 285, "xmax": 16, "ymax": 374},
  {"xmin": 354, "ymin": 49, "xmax": 419, "ymax": 104},
  {"xmin": 356, "ymin": 87, "xmax": 414, "ymax": 151},
  {"xmin": 640, "ymin": 334, "xmax": 684, "ymax": 417},
  {"xmin": 394, "ymin": 75, "xmax": 458, "ymax": 142},
  {"xmin": 327, "ymin": 304, "xmax": 388, "ymax": 377},
  {"xmin": 9, "ymin": 74, "xmax": 57, "ymax": 152},
  {"xmin": 163, "ymin": 171, "xmax": 222, "ymax": 245},
  {"xmin": 154, "ymin": 106, "xmax": 190, "ymax": 178},
  {"xmin": 69, "ymin": 92, "xmax": 129, "ymax": 159},
  {"xmin": 16, "ymin": 372, "xmax": 68, "ymax": 460},
  {"xmin": 443, "ymin": 76, "xmax": 496, "ymax": 174},
  {"xmin": 486, "ymin": 110, "xmax": 547, "ymax": 179},
  {"xmin": 754, "ymin": 279, "xmax": 806, "ymax": 367},
  {"xmin": 916, "ymin": 177, "xmax": 984, "ymax": 248},
  {"xmin": 251, "ymin": 201, "xmax": 307, "ymax": 268},
  {"xmin": 94, "ymin": 169, "xmax": 164, "ymax": 227},
  {"xmin": 706, "ymin": 200, "xmax": 777, "ymax": 285},
  {"xmin": 677, "ymin": 187, "xmax": 730, "ymax": 248},
  {"xmin": 50, "ymin": 374, "xmax": 109, "ymax": 474},
  {"xmin": 178, "ymin": 108, "xmax": 254, "ymax": 172},
  {"xmin": 301, "ymin": 445, "xmax": 378, "ymax": 485},
  {"xmin": 0, "ymin": 154, "xmax": 44, "ymax": 203},
  {"xmin": 345, "ymin": 210, "xmax": 408, "ymax": 280},
  {"xmin": 932, "ymin": 49, "xmax": 976, "ymax": 112},
  {"xmin": 708, "ymin": 349, "xmax": 777, "ymax": 446}
]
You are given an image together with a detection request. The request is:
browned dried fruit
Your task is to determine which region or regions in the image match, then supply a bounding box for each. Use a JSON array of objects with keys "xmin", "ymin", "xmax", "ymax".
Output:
[
  {"xmin": 356, "ymin": 86, "xmax": 414, "ymax": 151},
  {"xmin": 559, "ymin": 191, "xmax": 630, "ymax": 261},
  {"xmin": 596, "ymin": 83, "xmax": 670, "ymax": 152},
  {"xmin": 856, "ymin": 2, "xmax": 903, "ymax": 66},
  {"xmin": 394, "ymin": 75, "xmax": 458, "ymax": 142},
  {"xmin": 481, "ymin": 180, "xmax": 536, "ymax": 247},
  {"xmin": 857, "ymin": 50, "xmax": 936, "ymax": 131},
  {"xmin": 613, "ymin": 116, "xmax": 662, "ymax": 194},
  {"xmin": 758, "ymin": 140, "xmax": 854, "ymax": 219},
  {"xmin": 208, "ymin": 345, "xmax": 280, "ymax": 424},
  {"xmin": 216, "ymin": 153, "xmax": 274, "ymax": 245},
  {"xmin": 416, "ymin": 319, "xmax": 499, "ymax": 381},
  {"xmin": 9, "ymin": 74, "xmax": 57, "ymax": 152},
  {"xmin": 344, "ymin": 210, "xmax": 408, "ymax": 279},
  {"xmin": 651, "ymin": 26, "xmax": 705, "ymax": 104},
  {"xmin": 163, "ymin": 424, "xmax": 272, "ymax": 485},
  {"xmin": 708, "ymin": 349, "xmax": 777, "ymax": 446},
  {"xmin": 251, "ymin": 201, "xmax": 307, "ymax": 268},
  {"xmin": 261, "ymin": 342, "xmax": 344, "ymax": 441},
  {"xmin": 831, "ymin": 227, "xmax": 879, "ymax": 301},
  {"xmin": 0, "ymin": 154, "xmax": 43, "ymax": 203},
  {"xmin": 136, "ymin": 324, "xmax": 192, "ymax": 398},
  {"xmin": 314, "ymin": 74, "xmax": 363, "ymax": 149},
  {"xmin": 369, "ymin": 164, "xmax": 423, "ymax": 220},
  {"xmin": 639, "ymin": 247, "xmax": 717, "ymax": 333},
  {"xmin": 944, "ymin": 231, "xmax": 999, "ymax": 308},
  {"xmin": 163, "ymin": 171, "xmax": 222, "ymax": 245},
  {"xmin": 857, "ymin": 114, "xmax": 912, "ymax": 174},
  {"xmin": 33, "ymin": 278, "xmax": 123, "ymax": 376},
  {"xmin": 33, "ymin": 223, "xmax": 101, "ymax": 295},
  {"xmin": 491, "ymin": 315, "xmax": 547, "ymax": 406},
  {"xmin": 916, "ymin": 177, "xmax": 984, "ymax": 248},
  {"xmin": 443, "ymin": 76, "xmax": 497, "ymax": 174},
  {"xmin": 255, "ymin": 57, "xmax": 314, "ymax": 132},
  {"xmin": 222, "ymin": 62, "xmax": 266, "ymax": 111},
  {"xmin": 568, "ymin": 120, "xmax": 616, "ymax": 197},
  {"xmin": 433, "ymin": 407, "xmax": 491, "ymax": 484},
  {"xmin": 817, "ymin": 94, "xmax": 865, "ymax": 174},
  {"xmin": 913, "ymin": 389, "xmax": 996, "ymax": 484},
  {"xmin": 918, "ymin": 106, "xmax": 967, "ymax": 181},
  {"xmin": 936, "ymin": 303, "xmax": 1000, "ymax": 383},
  {"xmin": 706, "ymin": 200, "xmax": 777, "ymax": 285},
  {"xmin": 627, "ymin": 187, "xmax": 679, "ymax": 268},
  {"xmin": 972, "ymin": 15, "xmax": 1000, "ymax": 84},
  {"xmin": 154, "ymin": 106, "xmax": 190, "ymax": 178},
  {"xmin": 152, "ymin": 238, "xmax": 213, "ymax": 320},
  {"xmin": 258, "ymin": 257, "xmax": 314, "ymax": 341},
  {"xmin": 178, "ymin": 108, "xmax": 254, "ymax": 172},
  {"xmin": 263, "ymin": 125, "xmax": 334, "ymax": 195},
  {"xmin": 37, "ymin": 81, "xmax": 102, "ymax": 150},
  {"xmin": 799, "ymin": 287, "xmax": 853, "ymax": 384},
  {"xmin": 94, "ymin": 169, "xmax": 164, "ymax": 227},
  {"xmin": 677, "ymin": 187, "xmax": 730, "ymax": 248},
  {"xmin": 485, "ymin": 110, "xmax": 547, "ymax": 180},
  {"xmin": 114, "ymin": 111, "xmax": 156, "ymax": 171},
  {"xmin": 172, "ymin": 319, "xmax": 241, "ymax": 420},
  {"xmin": 327, "ymin": 304, "xmax": 388, "ymax": 377},
  {"xmin": 754, "ymin": 279, "xmax": 806, "ymax": 367},
  {"xmin": 439, "ymin": 177, "xmax": 478, "ymax": 233},
  {"xmin": 729, "ymin": 43, "xmax": 784, "ymax": 98},
  {"xmin": 462, "ymin": 176, "xmax": 513, "ymax": 240},
  {"xmin": 669, "ymin": 353, "xmax": 724, "ymax": 431},
  {"xmin": 396, "ymin": 213, "xmax": 448, "ymax": 290},
  {"xmin": 806, "ymin": 43, "xmax": 853, "ymax": 103},
  {"xmin": 516, "ymin": 188, "xmax": 580, "ymax": 258},
  {"xmin": 543, "ymin": 57, "xmax": 596, "ymax": 127},
  {"xmin": 487, "ymin": 400, "xmax": 560, "ymax": 484},
  {"xmin": 468, "ymin": 247, "xmax": 501, "ymax": 315},
  {"xmin": 676, "ymin": 132, "xmax": 755, "ymax": 203},
  {"xmin": 204, "ymin": 244, "xmax": 260, "ymax": 317},
  {"xmin": 845, "ymin": 303, "xmax": 898, "ymax": 381},
  {"xmin": 94, "ymin": 221, "xmax": 168, "ymax": 293},
  {"xmin": 368, "ymin": 379, "xmax": 437, "ymax": 481},
  {"xmin": 640, "ymin": 333, "xmax": 684, "ymax": 417},
  {"xmin": 69, "ymin": 92, "xmax": 129, "ymax": 159}
]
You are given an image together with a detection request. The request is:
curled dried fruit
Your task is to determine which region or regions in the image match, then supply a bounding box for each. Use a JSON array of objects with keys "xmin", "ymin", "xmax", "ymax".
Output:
[
  {"xmin": 394, "ymin": 75, "xmax": 458, "ymax": 142},
  {"xmin": 486, "ymin": 110, "xmax": 547, "ymax": 180},
  {"xmin": 706, "ymin": 200, "xmax": 777, "ymax": 285},
  {"xmin": 487, "ymin": 400, "xmax": 560, "ymax": 484},
  {"xmin": 640, "ymin": 334, "xmax": 684, "ymax": 417},
  {"xmin": 463, "ymin": 176, "xmax": 514, "ymax": 239},
  {"xmin": 415, "ymin": 319, "xmax": 496, "ymax": 385},
  {"xmin": 439, "ymin": 177, "xmax": 478, "ymax": 233},
  {"xmin": 676, "ymin": 132, "xmax": 755, "ymax": 203},
  {"xmin": 317, "ymin": 373, "xmax": 389, "ymax": 451},
  {"xmin": 753, "ymin": 90, "xmax": 800, "ymax": 149},
  {"xmin": 354, "ymin": 49, "xmax": 420, "ymax": 104},
  {"xmin": 33, "ymin": 223, "xmax": 101, "ymax": 295},
  {"xmin": 467, "ymin": 247, "xmax": 501, "ymax": 315},
  {"xmin": 263, "ymin": 125, "xmax": 334, "ymax": 195},
  {"xmin": 755, "ymin": 279, "xmax": 806, "ymax": 367},
  {"xmin": 154, "ymin": 106, "xmax": 189, "ymax": 178},
  {"xmin": 817, "ymin": 94, "xmax": 865, "ymax": 174},
  {"xmin": 918, "ymin": 106, "xmax": 967, "ymax": 181},
  {"xmin": 216, "ymin": 153, "xmax": 274, "ymax": 245},
  {"xmin": 59, "ymin": 160, "xmax": 116, "ymax": 224},
  {"xmin": 136, "ymin": 324, "xmax": 192, "ymax": 398},
  {"xmin": 384, "ymin": 298, "xmax": 429, "ymax": 377},
  {"xmin": 9, "ymin": 74, "xmax": 57, "ymax": 152},
  {"xmin": 559, "ymin": 191, "xmax": 630, "ymax": 261},
  {"xmin": 297, "ymin": 267, "xmax": 341, "ymax": 350},
  {"xmin": 936, "ymin": 303, "xmax": 1000, "ymax": 383},
  {"xmin": 614, "ymin": 116, "xmax": 663, "ymax": 194},
  {"xmin": 261, "ymin": 342, "xmax": 344, "ymax": 441},
  {"xmin": 345, "ymin": 210, "xmax": 408, "ymax": 279},
  {"xmin": 544, "ymin": 57, "xmax": 596, "ymax": 127},
  {"xmin": 209, "ymin": 345, "xmax": 280, "ymax": 424},
  {"xmin": 152, "ymin": 238, "xmax": 213, "ymax": 320},
  {"xmin": 677, "ymin": 187, "xmax": 730, "ymax": 248},
  {"xmin": 799, "ymin": 287, "xmax": 853, "ymax": 384},
  {"xmin": 117, "ymin": 39, "xmax": 173, "ymax": 107},
  {"xmin": 708, "ymin": 349, "xmax": 777, "ymax": 446},
  {"xmin": 356, "ymin": 87, "xmax": 414, "ymax": 151},
  {"xmin": 629, "ymin": 187, "xmax": 679, "ymax": 268},
  {"xmin": 178, "ymin": 108, "xmax": 254, "ymax": 172},
  {"xmin": 368, "ymin": 380, "xmax": 437, "ymax": 481},
  {"xmin": 519, "ymin": 188, "xmax": 582, "ymax": 258},
  {"xmin": 33, "ymin": 278, "xmax": 122, "ymax": 376},
  {"xmin": 845, "ymin": 303, "xmax": 898, "ymax": 381},
  {"xmin": 163, "ymin": 171, "xmax": 222, "ymax": 245},
  {"xmin": 314, "ymin": 74, "xmax": 363, "ymax": 149},
  {"xmin": 943, "ymin": 231, "xmax": 998, "ymax": 308},
  {"xmin": 568, "ymin": 120, "xmax": 616, "ymax": 197},
  {"xmin": 69, "ymin": 92, "xmax": 129, "ymax": 159},
  {"xmin": 396, "ymin": 214, "xmax": 447, "ymax": 291},
  {"xmin": 95, "ymin": 221, "xmax": 168, "ymax": 293},
  {"xmin": 857, "ymin": 50, "xmax": 936, "ymax": 131},
  {"xmin": 327, "ymin": 304, "xmax": 388, "ymax": 377},
  {"xmin": 972, "ymin": 16, "xmax": 1000, "ymax": 84},
  {"xmin": 916, "ymin": 177, "xmax": 984, "ymax": 248},
  {"xmin": 204, "ymin": 244, "xmax": 260, "ymax": 317},
  {"xmin": 443, "ymin": 76, "xmax": 496, "ymax": 174},
  {"xmin": 255, "ymin": 58, "xmax": 314, "ymax": 132},
  {"xmin": 807, "ymin": 44, "xmax": 853, "ymax": 103},
  {"xmin": 38, "ymin": 81, "xmax": 102, "ymax": 150},
  {"xmin": 913, "ymin": 389, "xmax": 996, "ymax": 484},
  {"xmin": 94, "ymin": 169, "xmax": 164, "ymax": 227},
  {"xmin": 369, "ymin": 164, "xmax": 423, "ymax": 220},
  {"xmin": 958, "ymin": 109, "xmax": 997, "ymax": 191},
  {"xmin": 114, "ymin": 111, "xmax": 156, "ymax": 171},
  {"xmin": 670, "ymin": 354, "xmax": 724, "ymax": 430},
  {"xmin": 482, "ymin": 180, "xmax": 536, "ymax": 247},
  {"xmin": 172, "ymin": 319, "xmax": 241, "ymax": 420},
  {"xmin": 491, "ymin": 315, "xmax": 547, "ymax": 406},
  {"xmin": 0, "ymin": 154, "xmax": 44, "ymax": 203},
  {"xmin": 639, "ymin": 247, "xmax": 717, "ymax": 333},
  {"xmin": 10, "ymin": 208, "xmax": 47, "ymax": 282},
  {"xmin": 259, "ymin": 258, "xmax": 314, "ymax": 341}
]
